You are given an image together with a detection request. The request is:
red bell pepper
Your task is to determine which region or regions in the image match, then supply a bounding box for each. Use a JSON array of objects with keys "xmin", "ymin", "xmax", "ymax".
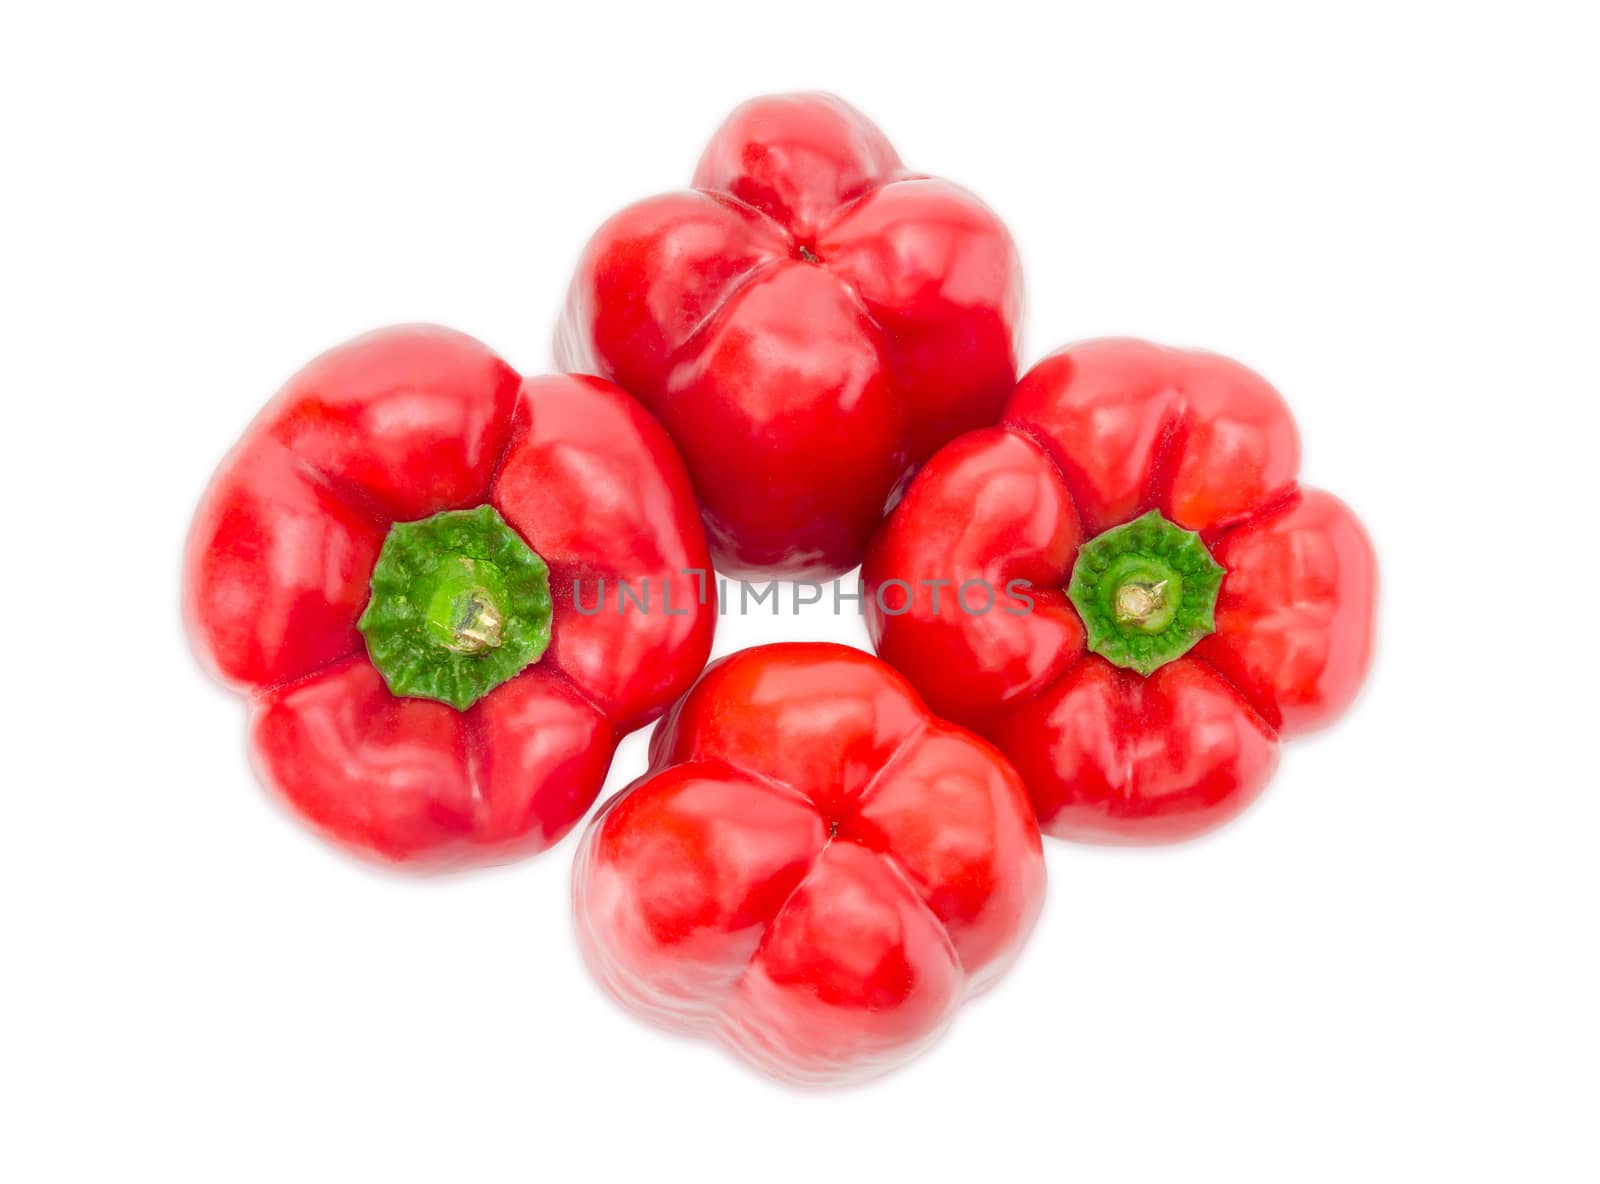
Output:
[
  {"xmin": 184, "ymin": 326, "xmax": 715, "ymax": 864},
  {"xmin": 864, "ymin": 339, "xmax": 1377, "ymax": 843},
  {"xmin": 557, "ymin": 92, "xmax": 1023, "ymax": 579},
  {"xmin": 573, "ymin": 643, "xmax": 1045, "ymax": 1084}
]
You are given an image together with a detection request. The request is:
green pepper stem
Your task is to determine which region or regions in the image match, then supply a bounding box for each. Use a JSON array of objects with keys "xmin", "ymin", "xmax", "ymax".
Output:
[
  {"xmin": 359, "ymin": 506, "xmax": 552, "ymax": 710},
  {"xmin": 1067, "ymin": 510, "xmax": 1225, "ymax": 676},
  {"xmin": 424, "ymin": 556, "xmax": 508, "ymax": 655}
]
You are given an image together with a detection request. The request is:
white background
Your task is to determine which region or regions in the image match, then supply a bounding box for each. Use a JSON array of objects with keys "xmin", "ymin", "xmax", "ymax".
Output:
[{"xmin": 3, "ymin": 2, "xmax": 1597, "ymax": 1180}]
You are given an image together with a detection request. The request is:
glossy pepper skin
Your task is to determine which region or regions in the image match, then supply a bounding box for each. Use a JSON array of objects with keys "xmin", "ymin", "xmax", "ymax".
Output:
[
  {"xmin": 573, "ymin": 643, "xmax": 1045, "ymax": 1085},
  {"xmin": 184, "ymin": 326, "xmax": 715, "ymax": 865},
  {"xmin": 863, "ymin": 339, "xmax": 1376, "ymax": 844},
  {"xmin": 556, "ymin": 92, "xmax": 1023, "ymax": 580}
]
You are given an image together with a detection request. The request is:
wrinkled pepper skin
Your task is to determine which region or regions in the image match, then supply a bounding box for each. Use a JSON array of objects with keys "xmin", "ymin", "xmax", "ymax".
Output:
[
  {"xmin": 557, "ymin": 93, "xmax": 1023, "ymax": 580},
  {"xmin": 184, "ymin": 326, "xmax": 715, "ymax": 864},
  {"xmin": 572, "ymin": 643, "xmax": 1045, "ymax": 1085},
  {"xmin": 864, "ymin": 339, "xmax": 1376, "ymax": 843}
]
